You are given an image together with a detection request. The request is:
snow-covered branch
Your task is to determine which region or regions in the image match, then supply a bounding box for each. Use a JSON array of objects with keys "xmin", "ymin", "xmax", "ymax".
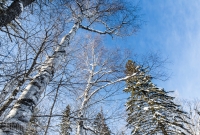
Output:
[{"xmin": 88, "ymin": 73, "xmax": 136, "ymax": 100}]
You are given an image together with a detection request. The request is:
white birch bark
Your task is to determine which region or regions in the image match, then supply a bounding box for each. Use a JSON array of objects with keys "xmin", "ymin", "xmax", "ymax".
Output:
[
  {"xmin": 76, "ymin": 46, "xmax": 96, "ymax": 135},
  {"xmin": 76, "ymin": 71, "xmax": 94, "ymax": 135},
  {"xmin": 0, "ymin": 18, "xmax": 82, "ymax": 135},
  {"xmin": 75, "ymin": 44, "xmax": 135, "ymax": 135}
]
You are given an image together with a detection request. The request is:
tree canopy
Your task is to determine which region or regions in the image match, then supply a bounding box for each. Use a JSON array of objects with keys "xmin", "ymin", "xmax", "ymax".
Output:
[{"xmin": 0, "ymin": 1, "xmax": 196, "ymax": 135}]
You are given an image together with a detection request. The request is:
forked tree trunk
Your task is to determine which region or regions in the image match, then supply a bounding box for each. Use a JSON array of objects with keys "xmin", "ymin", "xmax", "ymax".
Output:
[{"xmin": 0, "ymin": 18, "xmax": 82, "ymax": 135}]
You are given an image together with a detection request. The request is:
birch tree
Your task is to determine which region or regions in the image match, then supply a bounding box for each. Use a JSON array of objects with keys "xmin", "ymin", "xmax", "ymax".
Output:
[
  {"xmin": 71, "ymin": 36, "xmax": 131, "ymax": 135},
  {"xmin": 22, "ymin": 35, "xmax": 136, "ymax": 135},
  {"xmin": 0, "ymin": 20, "xmax": 63, "ymax": 120},
  {"xmin": 0, "ymin": 0, "xmax": 140, "ymax": 134}
]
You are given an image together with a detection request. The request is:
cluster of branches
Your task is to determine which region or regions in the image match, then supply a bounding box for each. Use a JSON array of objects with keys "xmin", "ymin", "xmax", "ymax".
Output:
[
  {"xmin": 0, "ymin": 0, "xmax": 140, "ymax": 134},
  {"xmin": 0, "ymin": 0, "xmax": 197, "ymax": 135}
]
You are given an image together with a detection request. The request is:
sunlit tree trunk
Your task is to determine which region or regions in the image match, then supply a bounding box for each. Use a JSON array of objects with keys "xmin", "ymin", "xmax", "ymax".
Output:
[
  {"xmin": 0, "ymin": 35, "xmax": 48, "ymax": 117},
  {"xmin": 0, "ymin": 18, "xmax": 82, "ymax": 135},
  {"xmin": 0, "ymin": 0, "xmax": 140, "ymax": 134}
]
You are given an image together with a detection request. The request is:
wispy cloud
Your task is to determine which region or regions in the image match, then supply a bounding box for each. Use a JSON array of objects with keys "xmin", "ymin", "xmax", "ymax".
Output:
[
  {"xmin": 142, "ymin": 0, "xmax": 200, "ymax": 99},
  {"xmin": 109, "ymin": 0, "xmax": 200, "ymax": 99}
]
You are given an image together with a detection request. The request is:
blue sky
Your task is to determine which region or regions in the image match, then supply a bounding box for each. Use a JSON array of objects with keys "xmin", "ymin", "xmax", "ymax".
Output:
[{"xmin": 107, "ymin": 0, "xmax": 200, "ymax": 99}]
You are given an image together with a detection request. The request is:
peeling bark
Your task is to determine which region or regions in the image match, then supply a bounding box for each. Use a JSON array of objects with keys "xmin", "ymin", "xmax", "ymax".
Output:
[
  {"xmin": 0, "ymin": 18, "xmax": 82, "ymax": 134},
  {"xmin": 0, "ymin": 36, "xmax": 48, "ymax": 117}
]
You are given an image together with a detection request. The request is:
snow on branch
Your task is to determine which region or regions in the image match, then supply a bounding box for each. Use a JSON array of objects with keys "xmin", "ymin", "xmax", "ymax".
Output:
[{"xmin": 88, "ymin": 73, "xmax": 136, "ymax": 100}]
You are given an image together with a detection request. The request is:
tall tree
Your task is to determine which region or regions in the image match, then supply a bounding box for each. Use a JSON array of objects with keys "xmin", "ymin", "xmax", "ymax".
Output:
[
  {"xmin": 0, "ymin": 27, "xmax": 54, "ymax": 117},
  {"xmin": 70, "ymin": 36, "xmax": 133, "ymax": 135},
  {"xmin": 0, "ymin": 1, "xmax": 140, "ymax": 134},
  {"xmin": 30, "ymin": 35, "xmax": 137, "ymax": 135},
  {"xmin": 124, "ymin": 60, "xmax": 192, "ymax": 135}
]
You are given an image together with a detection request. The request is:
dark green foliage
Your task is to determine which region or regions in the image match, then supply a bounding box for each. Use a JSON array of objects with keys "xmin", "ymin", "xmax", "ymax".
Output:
[{"xmin": 124, "ymin": 60, "xmax": 191, "ymax": 135}]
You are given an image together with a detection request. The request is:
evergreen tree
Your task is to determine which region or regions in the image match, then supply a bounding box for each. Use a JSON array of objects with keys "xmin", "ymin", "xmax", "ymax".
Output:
[
  {"xmin": 93, "ymin": 110, "xmax": 111, "ymax": 135},
  {"xmin": 124, "ymin": 60, "xmax": 191, "ymax": 135},
  {"xmin": 60, "ymin": 105, "xmax": 71, "ymax": 135}
]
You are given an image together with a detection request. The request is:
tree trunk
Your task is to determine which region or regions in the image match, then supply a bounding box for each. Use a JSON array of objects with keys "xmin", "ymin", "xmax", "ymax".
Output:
[
  {"xmin": 0, "ymin": 0, "xmax": 35, "ymax": 27},
  {"xmin": 76, "ymin": 62, "xmax": 95, "ymax": 135},
  {"xmin": 76, "ymin": 120, "xmax": 83, "ymax": 135},
  {"xmin": 0, "ymin": 18, "xmax": 82, "ymax": 134},
  {"xmin": 0, "ymin": 33, "xmax": 48, "ymax": 117}
]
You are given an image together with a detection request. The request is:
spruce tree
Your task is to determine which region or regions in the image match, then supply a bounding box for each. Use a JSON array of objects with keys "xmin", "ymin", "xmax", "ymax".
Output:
[
  {"xmin": 124, "ymin": 60, "xmax": 191, "ymax": 135},
  {"xmin": 93, "ymin": 110, "xmax": 111, "ymax": 135},
  {"xmin": 60, "ymin": 105, "xmax": 71, "ymax": 135}
]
